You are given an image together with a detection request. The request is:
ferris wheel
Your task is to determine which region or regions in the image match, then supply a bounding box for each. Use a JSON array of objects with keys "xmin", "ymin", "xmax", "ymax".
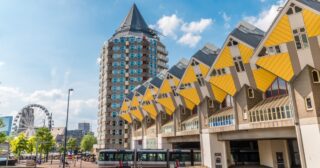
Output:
[{"xmin": 12, "ymin": 104, "xmax": 53, "ymax": 137}]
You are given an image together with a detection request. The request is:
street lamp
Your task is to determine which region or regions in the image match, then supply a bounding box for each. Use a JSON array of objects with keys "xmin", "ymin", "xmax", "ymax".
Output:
[{"xmin": 63, "ymin": 88, "xmax": 73, "ymax": 168}]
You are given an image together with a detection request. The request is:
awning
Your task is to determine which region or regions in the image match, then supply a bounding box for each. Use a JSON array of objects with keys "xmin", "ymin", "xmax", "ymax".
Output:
[
  {"xmin": 249, "ymin": 95, "xmax": 290, "ymax": 112},
  {"xmin": 182, "ymin": 115, "xmax": 198, "ymax": 124},
  {"xmin": 213, "ymin": 107, "xmax": 233, "ymax": 116},
  {"xmin": 162, "ymin": 121, "xmax": 174, "ymax": 127}
]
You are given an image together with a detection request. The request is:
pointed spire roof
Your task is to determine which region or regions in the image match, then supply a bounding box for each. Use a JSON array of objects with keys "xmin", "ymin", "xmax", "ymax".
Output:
[{"xmin": 116, "ymin": 3, "xmax": 151, "ymax": 34}]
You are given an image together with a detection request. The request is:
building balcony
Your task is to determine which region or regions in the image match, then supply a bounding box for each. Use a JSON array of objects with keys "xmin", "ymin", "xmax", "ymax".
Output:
[
  {"xmin": 157, "ymin": 48, "xmax": 168, "ymax": 55},
  {"xmin": 158, "ymin": 55, "xmax": 168, "ymax": 62},
  {"xmin": 146, "ymin": 125, "xmax": 157, "ymax": 137},
  {"xmin": 207, "ymin": 107, "xmax": 236, "ymax": 133},
  {"xmin": 177, "ymin": 115, "xmax": 200, "ymax": 136},
  {"xmin": 243, "ymin": 95, "xmax": 294, "ymax": 130},
  {"xmin": 161, "ymin": 121, "xmax": 174, "ymax": 137}
]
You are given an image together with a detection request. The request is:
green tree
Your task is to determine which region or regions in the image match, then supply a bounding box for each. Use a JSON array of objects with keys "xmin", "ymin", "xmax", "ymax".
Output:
[
  {"xmin": 26, "ymin": 136, "xmax": 36, "ymax": 155},
  {"xmin": 6, "ymin": 135, "xmax": 14, "ymax": 143},
  {"xmin": 67, "ymin": 137, "xmax": 77, "ymax": 152},
  {"xmin": 10, "ymin": 133, "xmax": 28, "ymax": 158},
  {"xmin": 35, "ymin": 127, "xmax": 55, "ymax": 162},
  {"xmin": 0, "ymin": 119, "xmax": 4, "ymax": 127},
  {"xmin": 58, "ymin": 146, "xmax": 65, "ymax": 154},
  {"xmin": 80, "ymin": 134, "xmax": 97, "ymax": 152},
  {"xmin": 0, "ymin": 118, "xmax": 6, "ymax": 143}
]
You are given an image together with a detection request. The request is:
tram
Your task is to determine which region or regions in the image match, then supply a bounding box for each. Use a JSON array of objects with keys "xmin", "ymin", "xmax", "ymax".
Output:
[
  {"xmin": 97, "ymin": 149, "xmax": 134, "ymax": 167},
  {"xmin": 97, "ymin": 149, "xmax": 201, "ymax": 168}
]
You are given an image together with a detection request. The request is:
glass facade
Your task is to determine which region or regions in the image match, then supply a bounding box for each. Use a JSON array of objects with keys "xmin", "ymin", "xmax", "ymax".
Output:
[
  {"xmin": 0, "ymin": 116, "xmax": 13, "ymax": 135},
  {"xmin": 265, "ymin": 77, "xmax": 288, "ymax": 98}
]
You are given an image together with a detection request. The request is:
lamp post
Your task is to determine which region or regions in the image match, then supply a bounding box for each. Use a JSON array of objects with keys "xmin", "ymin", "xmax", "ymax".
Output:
[{"xmin": 63, "ymin": 88, "xmax": 73, "ymax": 168}]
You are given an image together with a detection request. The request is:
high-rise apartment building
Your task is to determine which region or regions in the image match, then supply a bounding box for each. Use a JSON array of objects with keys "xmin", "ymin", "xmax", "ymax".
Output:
[
  {"xmin": 97, "ymin": 4, "xmax": 168, "ymax": 149},
  {"xmin": 78, "ymin": 122, "xmax": 90, "ymax": 134}
]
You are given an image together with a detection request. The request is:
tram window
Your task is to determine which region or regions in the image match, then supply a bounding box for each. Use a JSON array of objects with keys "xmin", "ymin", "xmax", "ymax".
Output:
[
  {"xmin": 104, "ymin": 152, "xmax": 116, "ymax": 161},
  {"xmin": 157, "ymin": 153, "xmax": 166, "ymax": 161},
  {"xmin": 149, "ymin": 153, "xmax": 157, "ymax": 161},
  {"xmin": 170, "ymin": 153, "xmax": 180, "ymax": 161},
  {"xmin": 193, "ymin": 152, "xmax": 201, "ymax": 162},
  {"xmin": 99, "ymin": 153, "xmax": 105, "ymax": 161},
  {"xmin": 115, "ymin": 153, "xmax": 122, "ymax": 161},
  {"xmin": 180, "ymin": 153, "xmax": 191, "ymax": 161},
  {"xmin": 139, "ymin": 153, "xmax": 148, "ymax": 161},
  {"xmin": 123, "ymin": 153, "xmax": 133, "ymax": 161}
]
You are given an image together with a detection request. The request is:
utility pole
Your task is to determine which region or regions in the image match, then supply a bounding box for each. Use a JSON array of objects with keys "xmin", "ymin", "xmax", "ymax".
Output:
[
  {"xmin": 63, "ymin": 88, "xmax": 73, "ymax": 168},
  {"xmin": 35, "ymin": 141, "xmax": 38, "ymax": 168},
  {"xmin": 6, "ymin": 142, "xmax": 9, "ymax": 167}
]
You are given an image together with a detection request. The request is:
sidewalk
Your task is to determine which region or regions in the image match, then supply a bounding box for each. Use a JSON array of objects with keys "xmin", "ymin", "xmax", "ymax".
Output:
[{"xmin": 13, "ymin": 160, "xmax": 98, "ymax": 168}]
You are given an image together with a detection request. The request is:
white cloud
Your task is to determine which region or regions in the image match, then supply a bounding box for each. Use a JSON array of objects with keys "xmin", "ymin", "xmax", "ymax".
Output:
[
  {"xmin": 28, "ymin": 89, "xmax": 64, "ymax": 102},
  {"xmin": 96, "ymin": 57, "xmax": 101, "ymax": 64},
  {"xmin": 220, "ymin": 12, "xmax": 231, "ymax": 29},
  {"xmin": 0, "ymin": 86, "xmax": 24, "ymax": 107},
  {"xmin": 155, "ymin": 14, "xmax": 183, "ymax": 39},
  {"xmin": 0, "ymin": 61, "xmax": 5, "ymax": 67},
  {"xmin": 178, "ymin": 33, "xmax": 201, "ymax": 48},
  {"xmin": 0, "ymin": 86, "xmax": 98, "ymax": 134},
  {"xmin": 153, "ymin": 15, "xmax": 213, "ymax": 48},
  {"xmin": 243, "ymin": 0, "xmax": 287, "ymax": 31},
  {"xmin": 221, "ymin": 12, "xmax": 231, "ymax": 22},
  {"xmin": 181, "ymin": 18, "xmax": 213, "ymax": 33}
]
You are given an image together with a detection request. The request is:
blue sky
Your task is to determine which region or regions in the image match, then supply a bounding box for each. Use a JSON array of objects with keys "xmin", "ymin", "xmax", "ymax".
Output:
[{"xmin": 0, "ymin": 0, "xmax": 284, "ymax": 133}]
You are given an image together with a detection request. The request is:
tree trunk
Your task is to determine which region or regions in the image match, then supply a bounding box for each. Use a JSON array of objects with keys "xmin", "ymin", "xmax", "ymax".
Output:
[{"xmin": 46, "ymin": 151, "xmax": 49, "ymax": 162}]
